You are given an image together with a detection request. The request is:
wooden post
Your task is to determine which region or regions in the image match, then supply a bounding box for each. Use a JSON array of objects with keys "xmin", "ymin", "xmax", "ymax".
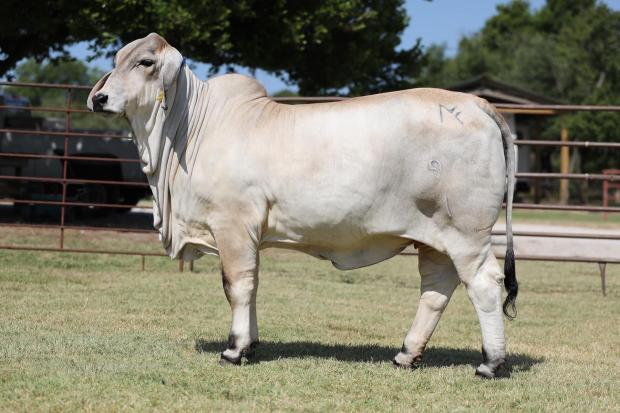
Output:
[
  {"xmin": 559, "ymin": 127, "xmax": 570, "ymax": 204},
  {"xmin": 598, "ymin": 262, "xmax": 607, "ymax": 296},
  {"xmin": 603, "ymin": 176, "xmax": 609, "ymax": 220},
  {"xmin": 533, "ymin": 146, "xmax": 541, "ymax": 203}
]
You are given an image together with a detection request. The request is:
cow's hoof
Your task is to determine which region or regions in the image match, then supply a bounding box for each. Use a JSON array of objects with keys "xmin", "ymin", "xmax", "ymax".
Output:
[
  {"xmin": 392, "ymin": 351, "xmax": 421, "ymax": 369},
  {"xmin": 392, "ymin": 359, "xmax": 410, "ymax": 369},
  {"xmin": 219, "ymin": 352, "xmax": 242, "ymax": 366},
  {"xmin": 475, "ymin": 364, "xmax": 495, "ymax": 379},
  {"xmin": 474, "ymin": 359, "xmax": 505, "ymax": 379}
]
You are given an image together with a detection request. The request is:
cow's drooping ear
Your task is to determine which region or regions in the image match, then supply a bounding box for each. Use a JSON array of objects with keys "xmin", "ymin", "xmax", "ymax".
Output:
[
  {"xmin": 87, "ymin": 71, "xmax": 111, "ymax": 110},
  {"xmin": 160, "ymin": 46, "xmax": 184, "ymax": 92}
]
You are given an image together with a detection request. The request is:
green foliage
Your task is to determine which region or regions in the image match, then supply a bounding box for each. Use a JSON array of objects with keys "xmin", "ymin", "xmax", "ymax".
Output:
[
  {"xmin": 12, "ymin": 58, "xmax": 125, "ymax": 131},
  {"xmin": 1, "ymin": 0, "xmax": 422, "ymax": 95},
  {"xmin": 0, "ymin": 1, "xmax": 89, "ymax": 79},
  {"xmin": 418, "ymin": 0, "xmax": 620, "ymax": 174},
  {"xmin": 272, "ymin": 89, "xmax": 299, "ymax": 97},
  {"xmin": 421, "ymin": 0, "xmax": 620, "ymax": 99},
  {"xmin": 14, "ymin": 59, "xmax": 104, "ymax": 106}
]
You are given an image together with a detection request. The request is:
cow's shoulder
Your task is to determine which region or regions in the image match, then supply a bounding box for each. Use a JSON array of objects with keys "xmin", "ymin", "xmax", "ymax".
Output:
[{"xmin": 208, "ymin": 73, "xmax": 267, "ymax": 101}]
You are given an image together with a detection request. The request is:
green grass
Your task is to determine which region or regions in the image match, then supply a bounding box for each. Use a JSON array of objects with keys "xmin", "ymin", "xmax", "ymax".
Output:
[{"xmin": 1, "ymin": 232, "xmax": 619, "ymax": 412}]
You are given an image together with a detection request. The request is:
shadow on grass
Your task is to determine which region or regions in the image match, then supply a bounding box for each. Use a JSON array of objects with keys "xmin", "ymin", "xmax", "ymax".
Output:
[{"xmin": 195, "ymin": 339, "xmax": 542, "ymax": 376}]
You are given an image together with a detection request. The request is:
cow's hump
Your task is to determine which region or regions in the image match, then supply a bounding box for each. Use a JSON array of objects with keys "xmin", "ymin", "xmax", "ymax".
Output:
[{"xmin": 208, "ymin": 73, "xmax": 267, "ymax": 101}]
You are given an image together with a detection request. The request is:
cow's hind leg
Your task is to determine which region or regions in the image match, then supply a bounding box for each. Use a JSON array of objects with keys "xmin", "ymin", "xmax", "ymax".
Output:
[
  {"xmin": 451, "ymin": 247, "xmax": 506, "ymax": 378},
  {"xmin": 393, "ymin": 245, "xmax": 460, "ymax": 368},
  {"xmin": 216, "ymin": 230, "xmax": 260, "ymax": 366}
]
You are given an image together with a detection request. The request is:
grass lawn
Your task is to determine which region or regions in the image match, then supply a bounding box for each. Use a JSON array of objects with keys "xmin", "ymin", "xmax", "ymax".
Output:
[{"xmin": 1, "ymin": 229, "xmax": 619, "ymax": 412}]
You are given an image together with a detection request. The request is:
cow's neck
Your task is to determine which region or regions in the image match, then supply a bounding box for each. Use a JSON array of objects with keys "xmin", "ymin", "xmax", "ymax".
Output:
[
  {"xmin": 129, "ymin": 65, "xmax": 207, "ymax": 176},
  {"xmin": 128, "ymin": 65, "xmax": 210, "ymax": 250}
]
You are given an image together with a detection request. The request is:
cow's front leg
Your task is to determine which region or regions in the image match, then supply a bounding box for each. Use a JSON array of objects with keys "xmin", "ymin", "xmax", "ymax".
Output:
[{"xmin": 216, "ymin": 231, "xmax": 260, "ymax": 366}]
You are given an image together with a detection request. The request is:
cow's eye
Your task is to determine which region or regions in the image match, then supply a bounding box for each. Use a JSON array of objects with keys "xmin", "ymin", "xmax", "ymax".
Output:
[{"xmin": 139, "ymin": 59, "xmax": 154, "ymax": 67}]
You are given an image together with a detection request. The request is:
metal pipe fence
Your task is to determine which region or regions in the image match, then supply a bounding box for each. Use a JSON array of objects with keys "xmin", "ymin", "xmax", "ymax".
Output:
[{"xmin": 0, "ymin": 81, "xmax": 618, "ymax": 286}]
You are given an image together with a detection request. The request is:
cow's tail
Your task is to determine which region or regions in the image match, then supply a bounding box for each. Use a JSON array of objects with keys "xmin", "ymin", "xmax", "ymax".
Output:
[{"xmin": 479, "ymin": 100, "xmax": 518, "ymax": 319}]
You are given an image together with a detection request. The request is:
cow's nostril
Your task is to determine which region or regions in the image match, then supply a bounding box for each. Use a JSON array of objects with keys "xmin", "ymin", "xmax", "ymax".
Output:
[
  {"xmin": 92, "ymin": 93, "xmax": 108, "ymax": 111},
  {"xmin": 95, "ymin": 93, "xmax": 108, "ymax": 104}
]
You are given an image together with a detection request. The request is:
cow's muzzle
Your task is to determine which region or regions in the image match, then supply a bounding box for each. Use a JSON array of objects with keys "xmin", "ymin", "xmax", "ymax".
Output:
[{"xmin": 91, "ymin": 93, "xmax": 108, "ymax": 112}]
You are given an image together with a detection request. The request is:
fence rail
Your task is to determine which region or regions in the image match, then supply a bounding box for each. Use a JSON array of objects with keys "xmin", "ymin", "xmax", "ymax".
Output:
[
  {"xmin": 0, "ymin": 82, "xmax": 618, "ymax": 288},
  {"xmin": 0, "ymin": 128, "xmax": 128, "ymax": 139},
  {"xmin": 516, "ymin": 172, "xmax": 619, "ymax": 182},
  {"xmin": 515, "ymin": 139, "xmax": 620, "ymax": 149},
  {"xmin": 0, "ymin": 151, "xmax": 142, "ymax": 163},
  {"xmin": 0, "ymin": 174, "xmax": 148, "ymax": 186}
]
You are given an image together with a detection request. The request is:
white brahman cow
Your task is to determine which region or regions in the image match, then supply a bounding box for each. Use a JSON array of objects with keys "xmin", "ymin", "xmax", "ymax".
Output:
[{"xmin": 88, "ymin": 33, "xmax": 518, "ymax": 378}]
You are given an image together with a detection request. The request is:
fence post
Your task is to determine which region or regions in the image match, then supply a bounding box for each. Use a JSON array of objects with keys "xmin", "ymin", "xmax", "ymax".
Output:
[
  {"xmin": 603, "ymin": 174, "xmax": 609, "ymax": 220},
  {"xmin": 559, "ymin": 127, "xmax": 570, "ymax": 204},
  {"xmin": 598, "ymin": 262, "xmax": 607, "ymax": 296},
  {"xmin": 59, "ymin": 87, "xmax": 72, "ymax": 248}
]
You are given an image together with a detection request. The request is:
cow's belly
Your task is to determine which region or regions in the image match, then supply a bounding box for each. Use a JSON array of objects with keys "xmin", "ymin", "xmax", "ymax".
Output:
[
  {"xmin": 261, "ymin": 231, "xmax": 414, "ymax": 270},
  {"xmin": 260, "ymin": 197, "xmax": 431, "ymax": 269}
]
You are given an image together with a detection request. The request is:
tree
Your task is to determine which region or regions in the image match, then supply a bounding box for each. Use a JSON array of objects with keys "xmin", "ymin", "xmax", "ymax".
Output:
[
  {"xmin": 418, "ymin": 0, "xmax": 619, "ymax": 100},
  {"xmin": 0, "ymin": 1, "xmax": 88, "ymax": 81},
  {"xmin": 418, "ymin": 0, "xmax": 620, "ymax": 175},
  {"xmin": 14, "ymin": 58, "xmax": 104, "ymax": 105},
  {"xmin": 0, "ymin": 0, "xmax": 423, "ymax": 95},
  {"xmin": 11, "ymin": 58, "xmax": 120, "ymax": 130}
]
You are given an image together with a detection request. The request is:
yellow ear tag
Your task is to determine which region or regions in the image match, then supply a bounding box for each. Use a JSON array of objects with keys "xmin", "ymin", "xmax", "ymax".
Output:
[{"xmin": 156, "ymin": 89, "xmax": 165, "ymax": 103}]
